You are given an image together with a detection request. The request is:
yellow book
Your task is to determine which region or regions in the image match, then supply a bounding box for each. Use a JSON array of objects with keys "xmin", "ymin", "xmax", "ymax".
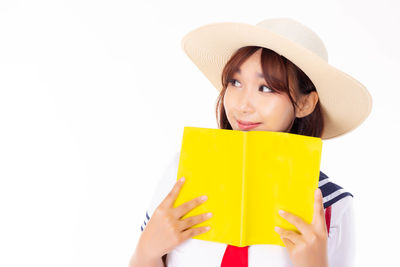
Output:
[{"xmin": 174, "ymin": 126, "xmax": 323, "ymax": 247}]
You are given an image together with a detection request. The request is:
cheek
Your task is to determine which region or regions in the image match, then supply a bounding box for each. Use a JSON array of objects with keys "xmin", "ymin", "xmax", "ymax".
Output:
[
  {"xmin": 223, "ymin": 90, "xmax": 233, "ymax": 114},
  {"xmin": 223, "ymin": 90, "xmax": 236, "ymax": 124},
  {"xmin": 259, "ymin": 96, "xmax": 295, "ymax": 123}
]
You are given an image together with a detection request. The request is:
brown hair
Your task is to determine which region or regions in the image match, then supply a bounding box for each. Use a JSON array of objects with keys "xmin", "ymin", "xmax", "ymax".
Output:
[{"xmin": 215, "ymin": 46, "xmax": 324, "ymax": 138}]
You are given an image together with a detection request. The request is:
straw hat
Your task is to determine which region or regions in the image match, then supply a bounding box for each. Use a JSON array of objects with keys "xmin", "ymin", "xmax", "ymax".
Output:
[{"xmin": 181, "ymin": 17, "xmax": 372, "ymax": 140}]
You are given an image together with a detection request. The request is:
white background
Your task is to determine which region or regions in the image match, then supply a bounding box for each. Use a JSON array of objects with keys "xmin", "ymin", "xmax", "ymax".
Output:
[{"xmin": 0, "ymin": 0, "xmax": 398, "ymax": 266}]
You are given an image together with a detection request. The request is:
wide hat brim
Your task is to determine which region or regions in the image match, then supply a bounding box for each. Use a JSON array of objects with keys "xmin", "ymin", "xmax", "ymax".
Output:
[{"xmin": 181, "ymin": 21, "xmax": 373, "ymax": 140}]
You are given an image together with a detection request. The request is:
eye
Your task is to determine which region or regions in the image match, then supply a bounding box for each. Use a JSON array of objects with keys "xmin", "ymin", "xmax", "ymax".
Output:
[
  {"xmin": 228, "ymin": 79, "xmax": 241, "ymax": 87},
  {"xmin": 260, "ymin": 85, "xmax": 274, "ymax": 93}
]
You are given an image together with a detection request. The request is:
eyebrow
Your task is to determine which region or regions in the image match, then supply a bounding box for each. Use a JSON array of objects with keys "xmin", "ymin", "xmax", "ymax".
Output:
[{"xmin": 234, "ymin": 68, "xmax": 264, "ymax": 78}]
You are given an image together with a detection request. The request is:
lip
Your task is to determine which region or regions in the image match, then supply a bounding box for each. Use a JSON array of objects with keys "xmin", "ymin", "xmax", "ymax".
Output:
[{"xmin": 237, "ymin": 120, "xmax": 261, "ymax": 130}]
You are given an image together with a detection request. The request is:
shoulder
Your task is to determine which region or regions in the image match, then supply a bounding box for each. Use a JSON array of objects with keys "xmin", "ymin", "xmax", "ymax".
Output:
[
  {"xmin": 147, "ymin": 151, "xmax": 181, "ymax": 214},
  {"xmin": 320, "ymin": 172, "xmax": 356, "ymax": 266},
  {"xmin": 318, "ymin": 171, "xmax": 353, "ymax": 209},
  {"xmin": 141, "ymin": 150, "xmax": 181, "ymax": 232},
  {"xmin": 319, "ymin": 171, "xmax": 355, "ymax": 231}
]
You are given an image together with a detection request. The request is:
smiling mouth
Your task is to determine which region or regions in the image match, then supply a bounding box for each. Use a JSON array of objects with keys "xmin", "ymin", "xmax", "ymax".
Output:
[
  {"xmin": 236, "ymin": 120, "xmax": 261, "ymax": 130},
  {"xmin": 237, "ymin": 119, "xmax": 261, "ymax": 125}
]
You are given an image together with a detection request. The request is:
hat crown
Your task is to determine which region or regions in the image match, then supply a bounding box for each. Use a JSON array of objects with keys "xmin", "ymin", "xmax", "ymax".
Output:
[{"xmin": 256, "ymin": 18, "xmax": 329, "ymax": 62}]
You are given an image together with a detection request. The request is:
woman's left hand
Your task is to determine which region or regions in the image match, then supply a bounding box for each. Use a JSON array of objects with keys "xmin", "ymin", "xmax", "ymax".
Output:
[{"xmin": 274, "ymin": 188, "xmax": 328, "ymax": 267}]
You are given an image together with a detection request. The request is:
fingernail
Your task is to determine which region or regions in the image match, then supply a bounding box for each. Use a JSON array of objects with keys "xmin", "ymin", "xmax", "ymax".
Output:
[
  {"xmin": 201, "ymin": 195, "xmax": 208, "ymax": 201},
  {"xmin": 274, "ymin": 226, "xmax": 281, "ymax": 232},
  {"xmin": 206, "ymin": 212, "xmax": 212, "ymax": 218},
  {"xmin": 180, "ymin": 177, "xmax": 185, "ymax": 182},
  {"xmin": 278, "ymin": 209, "xmax": 285, "ymax": 215},
  {"xmin": 205, "ymin": 226, "xmax": 211, "ymax": 231},
  {"xmin": 315, "ymin": 188, "xmax": 321, "ymax": 197}
]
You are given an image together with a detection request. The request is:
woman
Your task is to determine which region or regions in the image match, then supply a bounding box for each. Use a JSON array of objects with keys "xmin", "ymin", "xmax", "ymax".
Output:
[{"xmin": 130, "ymin": 17, "xmax": 372, "ymax": 267}]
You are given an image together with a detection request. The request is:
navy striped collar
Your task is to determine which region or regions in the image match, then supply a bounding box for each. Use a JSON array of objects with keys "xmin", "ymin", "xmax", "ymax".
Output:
[{"xmin": 319, "ymin": 171, "xmax": 353, "ymax": 209}]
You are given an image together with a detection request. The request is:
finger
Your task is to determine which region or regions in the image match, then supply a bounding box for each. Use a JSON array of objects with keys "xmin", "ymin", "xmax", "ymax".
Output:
[
  {"xmin": 178, "ymin": 212, "xmax": 213, "ymax": 231},
  {"xmin": 274, "ymin": 226, "xmax": 303, "ymax": 246},
  {"xmin": 181, "ymin": 225, "xmax": 211, "ymax": 241},
  {"xmin": 160, "ymin": 177, "xmax": 186, "ymax": 208},
  {"xmin": 312, "ymin": 188, "xmax": 327, "ymax": 232},
  {"xmin": 278, "ymin": 209, "xmax": 313, "ymax": 237},
  {"xmin": 174, "ymin": 195, "xmax": 208, "ymax": 219},
  {"xmin": 281, "ymin": 237, "xmax": 295, "ymax": 251}
]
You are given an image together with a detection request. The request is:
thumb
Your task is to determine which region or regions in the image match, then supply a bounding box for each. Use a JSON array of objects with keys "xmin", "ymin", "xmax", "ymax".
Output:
[{"xmin": 312, "ymin": 188, "xmax": 326, "ymax": 232}]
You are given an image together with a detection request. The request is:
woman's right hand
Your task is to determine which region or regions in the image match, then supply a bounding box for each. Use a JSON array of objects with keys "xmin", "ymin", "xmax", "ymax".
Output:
[{"xmin": 136, "ymin": 176, "xmax": 212, "ymax": 261}]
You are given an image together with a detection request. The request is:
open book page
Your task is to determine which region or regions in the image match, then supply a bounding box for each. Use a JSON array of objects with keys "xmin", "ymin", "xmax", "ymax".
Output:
[
  {"xmin": 244, "ymin": 131, "xmax": 322, "ymax": 246},
  {"xmin": 174, "ymin": 127, "xmax": 244, "ymax": 245}
]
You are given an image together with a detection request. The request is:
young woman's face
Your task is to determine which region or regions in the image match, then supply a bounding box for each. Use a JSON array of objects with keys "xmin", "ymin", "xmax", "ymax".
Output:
[{"xmin": 223, "ymin": 48, "xmax": 296, "ymax": 132}]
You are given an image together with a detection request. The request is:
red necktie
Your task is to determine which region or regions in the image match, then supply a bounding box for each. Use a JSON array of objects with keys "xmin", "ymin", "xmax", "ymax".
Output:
[
  {"xmin": 220, "ymin": 206, "xmax": 332, "ymax": 267},
  {"xmin": 220, "ymin": 244, "xmax": 249, "ymax": 267}
]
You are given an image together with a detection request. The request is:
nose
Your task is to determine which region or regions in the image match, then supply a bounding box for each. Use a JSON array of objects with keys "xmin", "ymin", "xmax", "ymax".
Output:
[{"xmin": 237, "ymin": 86, "xmax": 255, "ymax": 114}]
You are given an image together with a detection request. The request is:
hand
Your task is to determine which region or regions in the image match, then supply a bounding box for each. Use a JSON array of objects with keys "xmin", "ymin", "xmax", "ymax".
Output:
[
  {"xmin": 136, "ymin": 177, "xmax": 212, "ymax": 261},
  {"xmin": 274, "ymin": 188, "xmax": 328, "ymax": 267}
]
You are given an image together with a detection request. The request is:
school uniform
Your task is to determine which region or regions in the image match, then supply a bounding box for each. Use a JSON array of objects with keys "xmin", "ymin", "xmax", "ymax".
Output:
[{"xmin": 140, "ymin": 151, "xmax": 356, "ymax": 267}]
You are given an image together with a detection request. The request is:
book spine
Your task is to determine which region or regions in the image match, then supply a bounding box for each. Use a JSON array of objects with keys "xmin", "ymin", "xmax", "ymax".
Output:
[{"xmin": 240, "ymin": 133, "xmax": 247, "ymax": 246}]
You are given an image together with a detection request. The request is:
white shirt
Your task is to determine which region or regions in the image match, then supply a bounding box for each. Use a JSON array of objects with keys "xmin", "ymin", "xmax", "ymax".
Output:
[{"xmin": 141, "ymin": 151, "xmax": 356, "ymax": 267}]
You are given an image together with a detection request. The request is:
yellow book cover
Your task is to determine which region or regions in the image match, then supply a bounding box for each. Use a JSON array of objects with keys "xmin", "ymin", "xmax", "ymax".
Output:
[{"xmin": 173, "ymin": 126, "xmax": 323, "ymax": 247}]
